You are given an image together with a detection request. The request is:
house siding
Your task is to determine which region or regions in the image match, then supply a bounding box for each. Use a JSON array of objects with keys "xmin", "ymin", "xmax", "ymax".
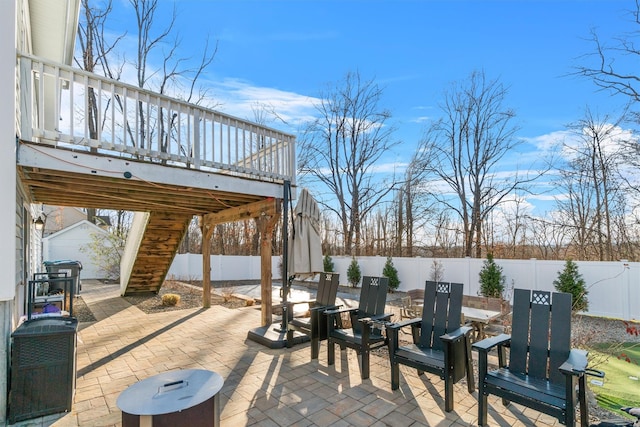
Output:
[{"xmin": 2, "ymin": 0, "xmax": 17, "ymax": 422}]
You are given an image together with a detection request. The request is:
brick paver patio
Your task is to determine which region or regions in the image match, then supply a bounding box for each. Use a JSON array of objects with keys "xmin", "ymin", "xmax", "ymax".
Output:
[{"xmin": 9, "ymin": 281, "xmax": 561, "ymax": 427}]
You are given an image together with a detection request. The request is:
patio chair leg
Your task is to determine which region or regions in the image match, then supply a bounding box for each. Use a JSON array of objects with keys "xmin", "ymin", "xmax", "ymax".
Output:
[
  {"xmin": 579, "ymin": 376, "xmax": 588, "ymax": 427},
  {"xmin": 310, "ymin": 337, "xmax": 319, "ymax": 359},
  {"xmin": 328, "ymin": 339, "xmax": 335, "ymax": 366},
  {"xmin": 444, "ymin": 375, "xmax": 454, "ymax": 412},
  {"xmin": 465, "ymin": 337, "xmax": 475, "ymax": 393},
  {"xmin": 565, "ymin": 375, "xmax": 577, "ymax": 427},
  {"xmin": 286, "ymin": 330, "xmax": 293, "ymax": 348},
  {"xmin": 361, "ymin": 350, "xmax": 370, "ymax": 379},
  {"xmin": 391, "ymin": 363, "xmax": 400, "ymax": 390},
  {"xmin": 478, "ymin": 391, "xmax": 488, "ymax": 427}
]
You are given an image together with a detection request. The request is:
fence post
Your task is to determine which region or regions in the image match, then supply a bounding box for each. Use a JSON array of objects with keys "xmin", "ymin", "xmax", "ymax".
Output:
[{"xmin": 621, "ymin": 260, "xmax": 630, "ymax": 320}]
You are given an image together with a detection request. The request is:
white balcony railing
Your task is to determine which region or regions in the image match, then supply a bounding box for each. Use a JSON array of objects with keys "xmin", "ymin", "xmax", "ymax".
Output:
[{"xmin": 17, "ymin": 52, "xmax": 296, "ymax": 183}]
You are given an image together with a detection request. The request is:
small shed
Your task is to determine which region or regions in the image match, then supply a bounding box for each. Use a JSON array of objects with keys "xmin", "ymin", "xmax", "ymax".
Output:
[{"xmin": 43, "ymin": 220, "xmax": 110, "ymax": 279}]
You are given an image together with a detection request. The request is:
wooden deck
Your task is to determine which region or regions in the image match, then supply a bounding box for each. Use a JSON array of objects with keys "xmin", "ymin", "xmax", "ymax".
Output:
[{"xmin": 17, "ymin": 53, "xmax": 295, "ymax": 295}]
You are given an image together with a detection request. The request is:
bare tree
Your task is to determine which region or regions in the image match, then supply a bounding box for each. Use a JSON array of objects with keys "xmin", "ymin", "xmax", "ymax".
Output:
[
  {"xmin": 574, "ymin": 3, "xmax": 640, "ymax": 108},
  {"xmin": 394, "ymin": 163, "xmax": 421, "ymax": 257},
  {"xmin": 556, "ymin": 110, "xmax": 627, "ymax": 260},
  {"xmin": 298, "ymin": 71, "xmax": 400, "ymax": 255},
  {"xmin": 77, "ymin": 0, "xmax": 125, "ymax": 222},
  {"xmin": 496, "ymin": 196, "xmax": 530, "ymax": 259},
  {"xmin": 574, "ymin": 3, "xmax": 640, "ymax": 199},
  {"xmin": 128, "ymin": 0, "xmax": 217, "ymax": 155},
  {"xmin": 431, "ymin": 211, "xmax": 463, "ymax": 257},
  {"xmin": 412, "ymin": 70, "xmax": 545, "ymax": 258}
]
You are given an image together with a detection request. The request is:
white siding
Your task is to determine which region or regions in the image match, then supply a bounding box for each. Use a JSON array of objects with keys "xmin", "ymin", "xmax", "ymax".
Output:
[{"xmin": 43, "ymin": 221, "xmax": 109, "ymax": 279}]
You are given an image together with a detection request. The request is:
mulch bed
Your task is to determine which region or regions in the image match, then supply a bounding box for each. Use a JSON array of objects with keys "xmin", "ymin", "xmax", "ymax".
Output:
[
  {"xmin": 122, "ymin": 280, "xmax": 249, "ymax": 314},
  {"xmin": 72, "ymin": 280, "xmax": 251, "ymax": 323}
]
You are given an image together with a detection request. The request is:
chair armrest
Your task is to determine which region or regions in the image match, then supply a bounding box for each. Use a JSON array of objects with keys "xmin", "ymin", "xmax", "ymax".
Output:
[
  {"xmin": 324, "ymin": 307, "xmax": 357, "ymax": 316},
  {"xmin": 472, "ymin": 333, "xmax": 511, "ymax": 353},
  {"xmin": 386, "ymin": 317, "xmax": 421, "ymax": 331},
  {"xmin": 359, "ymin": 313, "xmax": 393, "ymax": 325},
  {"xmin": 310, "ymin": 304, "xmax": 341, "ymax": 313},
  {"xmin": 559, "ymin": 349, "xmax": 588, "ymax": 376},
  {"xmin": 441, "ymin": 325, "xmax": 472, "ymax": 342}
]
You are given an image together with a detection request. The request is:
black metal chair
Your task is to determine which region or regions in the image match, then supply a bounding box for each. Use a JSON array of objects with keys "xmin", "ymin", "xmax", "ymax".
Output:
[
  {"xmin": 325, "ymin": 276, "xmax": 391, "ymax": 379},
  {"xmin": 286, "ymin": 272, "xmax": 340, "ymax": 359},
  {"xmin": 386, "ymin": 281, "xmax": 475, "ymax": 412},
  {"xmin": 473, "ymin": 289, "xmax": 593, "ymax": 427}
]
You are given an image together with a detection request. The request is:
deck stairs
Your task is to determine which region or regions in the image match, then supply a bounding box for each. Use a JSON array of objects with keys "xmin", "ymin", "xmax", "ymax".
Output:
[{"xmin": 120, "ymin": 211, "xmax": 192, "ymax": 295}]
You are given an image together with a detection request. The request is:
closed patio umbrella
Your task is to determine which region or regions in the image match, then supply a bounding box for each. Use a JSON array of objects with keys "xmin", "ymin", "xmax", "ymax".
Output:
[
  {"xmin": 287, "ymin": 188, "xmax": 323, "ymax": 279},
  {"xmin": 248, "ymin": 184, "xmax": 324, "ymax": 348},
  {"xmin": 278, "ymin": 188, "xmax": 323, "ymax": 337}
]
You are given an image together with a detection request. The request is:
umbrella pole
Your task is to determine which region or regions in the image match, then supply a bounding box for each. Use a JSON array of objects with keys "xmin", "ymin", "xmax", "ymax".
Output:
[{"xmin": 280, "ymin": 180, "xmax": 291, "ymax": 332}]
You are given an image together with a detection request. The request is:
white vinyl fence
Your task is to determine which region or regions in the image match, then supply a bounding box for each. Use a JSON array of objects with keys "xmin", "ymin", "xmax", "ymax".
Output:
[{"xmin": 168, "ymin": 254, "xmax": 639, "ymax": 321}]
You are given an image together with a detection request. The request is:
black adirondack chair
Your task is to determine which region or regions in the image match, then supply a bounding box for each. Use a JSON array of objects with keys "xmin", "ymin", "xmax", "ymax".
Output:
[
  {"xmin": 325, "ymin": 276, "xmax": 391, "ymax": 379},
  {"xmin": 286, "ymin": 272, "xmax": 340, "ymax": 359},
  {"xmin": 473, "ymin": 289, "xmax": 591, "ymax": 427},
  {"xmin": 386, "ymin": 281, "xmax": 475, "ymax": 412}
]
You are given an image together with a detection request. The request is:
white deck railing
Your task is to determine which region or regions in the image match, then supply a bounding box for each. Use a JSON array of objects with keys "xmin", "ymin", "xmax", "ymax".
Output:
[{"xmin": 17, "ymin": 52, "xmax": 296, "ymax": 183}]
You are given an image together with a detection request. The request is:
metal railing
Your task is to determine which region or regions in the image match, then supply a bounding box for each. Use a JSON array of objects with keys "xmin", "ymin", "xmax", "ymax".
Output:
[{"xmin": 17, "ymin": 52, "xmax": 296, "ymax": 183}]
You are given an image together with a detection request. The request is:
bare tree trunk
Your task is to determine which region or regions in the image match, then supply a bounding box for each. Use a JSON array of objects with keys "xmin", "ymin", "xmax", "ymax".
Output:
[
  {"xmin": 412, "ymin": 70, "xmax": 546, "ymax": 258},
  {"xmin": 298, "ymin": 71, "xmax": 400, "ymax": 256}
]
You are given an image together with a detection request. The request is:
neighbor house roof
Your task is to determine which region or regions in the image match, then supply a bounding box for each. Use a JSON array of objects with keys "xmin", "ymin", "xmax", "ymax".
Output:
[{"xmin": 43, "ymin": 219, "xmax": 109, "ymax": 241}]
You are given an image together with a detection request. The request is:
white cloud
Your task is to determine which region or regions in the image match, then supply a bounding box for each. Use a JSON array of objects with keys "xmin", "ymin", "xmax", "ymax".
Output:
[
  {"xmin": 411, "ymin": 116, "xmax": 430, "ymax": 123},
  {"xmin": 203, "ymin": 77, "xmax": 319, "ymax": 128}
]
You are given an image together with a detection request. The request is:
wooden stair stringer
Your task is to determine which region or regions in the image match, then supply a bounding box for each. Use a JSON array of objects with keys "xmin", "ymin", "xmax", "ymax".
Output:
[{"xmin": 122, "ymin": 211, "xmax": 192, "ymax": 295}]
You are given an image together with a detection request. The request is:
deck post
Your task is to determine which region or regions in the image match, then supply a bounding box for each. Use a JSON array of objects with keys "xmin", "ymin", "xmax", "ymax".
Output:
[
  {"xmin": 202, "ymin": 216, "xmax": 214, "ymax": 308},
  {"xmin": 256, "ymin": 211, "xmax": 280, "ymax": 326}
]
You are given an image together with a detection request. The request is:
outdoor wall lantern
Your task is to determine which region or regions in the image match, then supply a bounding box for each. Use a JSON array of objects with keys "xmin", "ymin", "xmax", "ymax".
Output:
[{"xmin": 34, "ymin": 215, "xmax": 45, "ymax": 231}]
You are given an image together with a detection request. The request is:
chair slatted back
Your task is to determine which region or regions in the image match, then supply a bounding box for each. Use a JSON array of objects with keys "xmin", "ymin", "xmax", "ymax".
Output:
[
  {"xmin": 419, "ymin": 281, "xmax": 463, "ymax": 351},
  {"xmin": 315, "ymin": 272, "xmax": 340, "ymax": 307},
  {"xmin": 353, "ymin": 276, "xmax": 389, "ymax": 334},
  {"xmin": 509, "ymin": 289, "xmax": 572, "ymax": 385}
]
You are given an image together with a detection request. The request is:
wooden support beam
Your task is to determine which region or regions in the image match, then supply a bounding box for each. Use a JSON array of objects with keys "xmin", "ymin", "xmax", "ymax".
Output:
[
  {"xmin": 202, "ymin": 198, "xmax": 279, "ymax": 226},
  {"xmin": 201, "ymin": 215, "xmax": 215, "ymax": 308},
  {"xmin": 200, "ymin": 199, "xmax": 280, "ymax": 310},
  {"xmin": 256, "ymin": 210, "xmax": 281, "ymax": 326}
]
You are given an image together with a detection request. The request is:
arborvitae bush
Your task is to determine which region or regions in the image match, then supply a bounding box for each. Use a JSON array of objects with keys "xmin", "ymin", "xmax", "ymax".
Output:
[
  {"xmin": 382, "ymin": 257, "xmax": 400, "ymax": 292},
  {"xmin": 347, "ymin": 258, "xmax": 361, "ymax": 288},
  {"xmin": 553, "ymin": 259, "xmax": 588, "ymax": 311},
  {"xmin": 323, "ymin": 254, "xmax": 335, "ymax": 272},
  {"xmin": 479, "ymin": 253, "xmax": 505, "ymax": 298}
]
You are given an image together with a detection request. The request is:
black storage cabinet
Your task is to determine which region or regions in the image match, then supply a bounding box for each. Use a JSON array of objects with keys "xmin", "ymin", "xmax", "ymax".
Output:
[{"xmin": 9, "ymin": 317, "xmax": 78, "ymax": 424}]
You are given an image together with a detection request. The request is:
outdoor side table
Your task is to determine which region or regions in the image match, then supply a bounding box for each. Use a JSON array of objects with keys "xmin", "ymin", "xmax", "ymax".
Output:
[{"xmin": 117, "ymin": 369, "xmax": 223, "ymax": 427}]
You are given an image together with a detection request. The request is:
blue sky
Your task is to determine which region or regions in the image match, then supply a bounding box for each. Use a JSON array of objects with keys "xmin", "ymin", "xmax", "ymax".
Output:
[{"xmin": 108, "ymin": 0, "xmax": 636, "ymax": 215}]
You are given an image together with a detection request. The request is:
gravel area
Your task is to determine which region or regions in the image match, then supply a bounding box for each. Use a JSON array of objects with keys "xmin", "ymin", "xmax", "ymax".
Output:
[
  {"xmin": 72, "ymin": 296, "xmax": 96, "ymax": 323},
  {"xmin": 572, "ymin": 314, "xmax": 640, "ymax": 346},
  {"xmin": 122, "ymin": 280, "xmax": 250, "ymax": 313}
]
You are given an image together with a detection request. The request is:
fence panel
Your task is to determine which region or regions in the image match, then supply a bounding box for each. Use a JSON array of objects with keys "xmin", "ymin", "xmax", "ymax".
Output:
[{"xmin": 168, "ymin": 254, "xmax": 638, "ymax": 320}]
